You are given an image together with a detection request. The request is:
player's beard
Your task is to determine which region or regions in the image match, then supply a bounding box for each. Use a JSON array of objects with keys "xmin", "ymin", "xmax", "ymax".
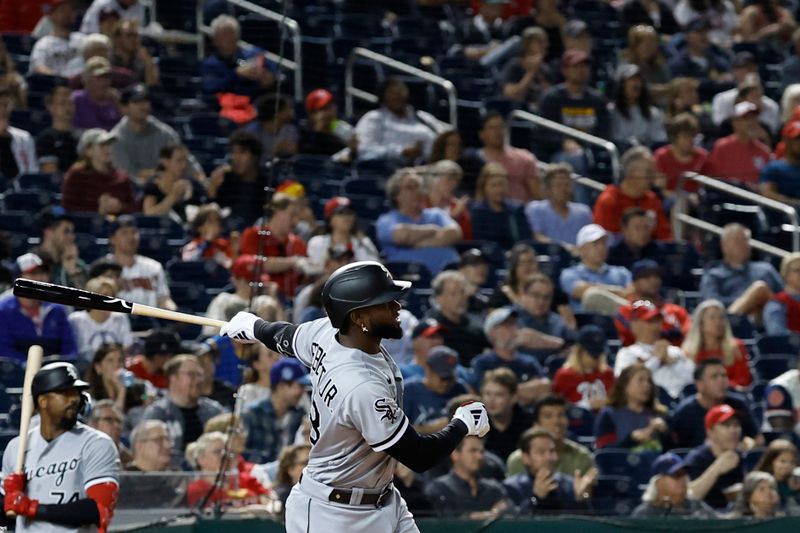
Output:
[
  {"xmin": 58, "ymin": 406, "xmax": 80, "ymax": 431},
  {"xmin": 371, "ymin": 321, "xmax": 403, "ymax": 340}
]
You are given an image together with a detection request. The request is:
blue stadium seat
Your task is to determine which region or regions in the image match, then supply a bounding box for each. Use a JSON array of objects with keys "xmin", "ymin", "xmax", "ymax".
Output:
[
  {"xmin": 75, "ymin": 232, "xmax": 106, "ymax": 263},
  {"xmin": 658, "ymin": 386, "xmax": 679, "ymax": 411},
  {"xmin": 348, "ymin": 195, "xmax": 389, "ymax": 222},
  {"xmin": 744, "ymin": 448, "xmax": 765, "ymax": 471},
  {"xmin": 138, "ymin": 234, "xmax": 182, "ymax": 265},
  {"xmin": 591, "ymin": 475, "xmax": 637, "ymax": 516},
  {"xmin": 455, "ymin": 241, "xmax": 505, "ymax": 269},
  {"xmin": 2, "ymin": 190, "xmax": 51, "ymax": 212},
  {"xmin": 403, "ymin": 288, "xmax": 432, "ymax": 318},
  {"xmin": 2, "ymin": 33, "xmax": 34, "ymax": 55},
  {"xmin": 386, "ymin": 261, "xmax": 432, "ymax": 288},
  {"xmin": 0, "ymin": 358, "xmax": 25, "ymax": 388},
  {"xmin": 186, "ymin": 114, "xmax": 237, "ymax": 139},
  {"xmin": 0, "ymin": 211, "xmax": 29, "ymax": 233},
  {"xmin": 166, "ymin": 260, "xmax": 232, "ymax": 290},
  {"xmin": 67, "ymin": 212, "xmax": 109, "ymax": 235},
  {"xmin": 594, "ymin": 450, "xmax": 659, "ymax": 487},
  {"xmin": 16, "ymin": 173, "xmax": 60, "ymax": 194},
  {"xmin": 132, "ymin": 215, "xmax": 186, "ymax": 240},
  {"xmin": 170, "ymin": 282, "xmax": 216, "ymax": 314},
  {"xmin": 291, "ymin": 155, "xmax": 350, "ymax": 182},
  {"xmin": 754, "ymin": 355, "xmax": 794, "ymax": 381},
  {"xmin": 341, "ymin": 177, "xmax": 386, "ymax": 197},
  {"xmin": 566, "ymin": 405, "xmax": 595, "ymax": 440},
  {"xmin": 544, "ymin": 354, "xmax": 565, "ymax": 378},
  {"xmin": 575, "ymin": 313, "xmax": 618, "ymax": 340},
  {"xmin": 660, "ymin": 242, "xmax": 701, "ymax": 291},
  {"xmin": 755, "ymin": 334, "xmax": 800, "ymax": 356},
  {"xmin": 749, "ymin": 381, "xmax": 768, "ymax": 404},
  {"xmin": 727, "ymin": 314, "xmax": 755, "ymax": 340}
]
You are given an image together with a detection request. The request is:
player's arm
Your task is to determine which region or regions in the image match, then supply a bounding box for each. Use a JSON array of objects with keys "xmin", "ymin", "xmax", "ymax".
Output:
[{"xmin": 221, "ymin": 312, "xmax": 300, "ymax": 357}]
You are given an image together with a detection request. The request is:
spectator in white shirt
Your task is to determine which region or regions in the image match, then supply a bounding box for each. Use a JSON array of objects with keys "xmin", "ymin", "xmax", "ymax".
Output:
[
  {"xmin": 69, "ymin": 276, "xmax": 134, "ymax": 360},
  {"xmin": 354, "ymin": 77, "xmax": 436, "ymax": 165},
  {"xmin": 28, "ymin": 0, "xmax": 84, "ymax": 77},
  {"xmin": 0, "ymin": 87, "xmax": 38, "ymax": 178},
  {"xmin": 80, "ymin": 0, "xmax": 145, "ymax": 35},
  {"xmin": 711, "ymin": 53, "xmax": 780, "ymax": 134},
  {"xmin": 614, "ymin": 300, "xmax": 695, "ymax": 398}
]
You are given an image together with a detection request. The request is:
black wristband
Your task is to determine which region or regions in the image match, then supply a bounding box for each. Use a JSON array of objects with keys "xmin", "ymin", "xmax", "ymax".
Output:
[{"xmin": 36, "ymin": 499, "xmax": 100, "ymax": 528}]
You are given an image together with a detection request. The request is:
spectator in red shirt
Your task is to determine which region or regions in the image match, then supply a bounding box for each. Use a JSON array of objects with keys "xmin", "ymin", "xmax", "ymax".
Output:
[
  {"xmin": 426, "ymin": 160, "xmax": 473, "ymax": 240},
  {"xmin": 592, "ymin": 146, "xmax": 673, "ymax": 240},
  {"xmin": 181, "ymin": 203, "xmax": 233, "ymax": 267},
  {"xmin": 654, "ymin": 112, "xmax": 709, "ymax": 196},
  {"xmin": 704, "ymin": 101, "xmax": 773, "ymax": 188},
  {"xmin": 553, "ymin": 325, "xmax": 615, "ymax": 411},
  {"xmin": 615, "ymin": 259, "xmax": 692, "ymax": 347},
  {"xmin": 61, "ymin": 128, "xmax": 138, "ymax": 215},
  {"xmin": 239, "ymin": 193, "xmax": 308, "ymax": 299},
  {"xmin": 127, "ymin": 328, "xmax": 181, "ymax": 390},
  {"xmin": 681, "ymin": 299, "xmax": 753, "ymax": 389}
]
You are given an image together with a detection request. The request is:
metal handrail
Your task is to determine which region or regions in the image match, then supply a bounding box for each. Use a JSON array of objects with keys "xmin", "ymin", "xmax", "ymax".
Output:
[
  {"xmin": 675, "ymin": 213, "xmax": 789, "ymax": 259},
  {"xmin": 675, "ymin": 172, "xmax": 799, "ymax": 253},
  {"xmin": 345, "ymin": 47, "xmax": 458, "ymax": 127},
  {"xmin": 508, "ymin": 110, "xmax": 621, "ymax": 182},
  {"xmin": 535, "ymin": 161, "xmax": 606, "ymax": 192},
  {"xmin": 196, "ymin": 0, "xmax": 303, "ymax": 101}
]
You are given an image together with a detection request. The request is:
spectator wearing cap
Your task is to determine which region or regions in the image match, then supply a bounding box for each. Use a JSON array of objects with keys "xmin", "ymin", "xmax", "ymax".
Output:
[
  {"xmin": 28, "ymin": 0, "xmax": 82, "ymax": 77},
  {"xmin": 66, "ymin": 33, "xmax": 137, "ymax": 91},
  {"xmin": 593, "ymin": 147, "xmax": 673, "ymax": 240},
  {"xmin": 760, "ymin": 120, "xmax": 800, "ymax": 205},
  {"xmin": 32, "ymin": 206, "xmax": 87, "ymax": 288},
  {"xmin": 68, "ymin": 276, "xmax": 134, "ymax": 359},
  {"xmin": 142, "ymin": 354, "xmax": 227, "ymax": 462},
  {"xmin": 62, "ymin": 128, "xmax": 137, "ymax": 214},
  {"xmin": 80, "ymin": 0, "xmax": 145, "ymax": 34},
  {"xmin": 633, "ymin": 452, "xmax": 718, "ymax": 517},
  {"xmin": 704, "ymin": 101, "xmax": 773, "ymax": 187},
  {"xmin": 671, "ymin": 358, "xmax": 759, "ymax": 449},
  {"xmin": 354, "ymin": 78, "xmax": 436, "ymax": 164},
  {"xmin": 470, "ymin": 307, "xmax": 551, "ymax": 403},
  {"xmin": 613, "ymin": 300, "xmax": 694, "ymax": 398},
  {"xmin": 294, "ymin": 246, "xmax": 356, "ymax": 324},
  {"xmin": 201, "ymin": 15, "xmax": 275, "ymax": 98},
  {"xmin": 763, "ymin": 358, "xmax": 800, "ymax": 442},
  {"xmin": 238, "ymin": 194, "xmax": 309, "ymax": 299},
  {"xmin": 127, "ymin": 328, "xmax": 181, "ymax": 389},
  {"xmin": 377, "ymin": 168, "xmax": 461, "ymax": 276},
  {"xmin": 0, "ymin": 253, "xmax": 77, "ymax": 361},
  {"xmin": 712, "ymin": 54, "xmax": 780, "ymax": 133},
  {"xmin": 682, "ymin": 300, "xmax": 753, "ymax": 389},
  {"xmin": 667, "ymin": 18, "xmax": 732, "ymax": 82},
  {"xmin": 141, "ymin": 144, "xmax": 204, "ymax": 221},
  {"xmin": 36, "ymin": 82, "xmax": 80, "ymax": 174},
  {"xmin": 683, "ymin": 404, "xmax": 746, "ymax": 509},
  {"xmin": 403, "ymin": 345, "xmax": 470, "ymax": 433},
  {"xmin": 425, "ymin": 160, "xmax": 473, "ymax": 240},
  {"xmin": 609, "ymin": 63, "xmax": 667, "ymax": 148},
  {"xmin": 552, "ymin": 19, "xmax": 613, "ymax": 88},
  {"xmin": 181, "ymin": 203, "xmax": 234, "ymax": 267},
  {"xmin": 615, "ymin": 259, "xmax": 692, "ymax": 347},
  {"xmin": 607, "ymin": 208, "xmax": 667, "ymax": 270},
  {"xmin": 653, "ymin": 113, "xmax": 709, "ymax": 198},
  {"xmin": 0, "ymin": 86, "xmax": 38, "ymax": 179},
  {"xmin": 72, "ymin": 55, "xmax": 122, "ymax": 130},
  {"xmin": 469, "ymin": 162, "xmax": 533, "ymax": 250},
  {"xmin": 112, "ymin": 20, "xmax": 159, "ymax": 87},
  {"xmin": 538, "ymin": 49, "xmax": 609, "ymax": 169},
  {"xmin": 554, "ymin": 325, "xmax": 615, "ymax": 410},
  {"xmin": 208, "ymin": 129, "xmax": 271, "ymax": 228},
  {"xmin": 88, "ymin": 257, "xmax": 123, "ymax": 282},
  {"xmin": 299, "ymin": 88, "xmax": 355, "ymax": 158},
  {"xmin": 501, "ymin": 27, "xmax": 553, "ymax": 108},
  {"xmin": 764, "ymin": 253, "xmax": 800, "ymax": 336},
  {"xmin": 427, "ymin": 271, "xmax": 490, "ymax": 366},
  {"xmin": 398, "ymin": 319, "xmax": 472, "ymax": 384},
  {"xmin": 525, "ymin": 162, "xmax": 591, "ymax": 251},
  {"xmin": 242, "ymin": 359, "xmax": 306, "ymax": 462},
  {"xmin": 111, "ymin": 84, "xmax": 203, "ymax": 184},
  {"xmin": 305, "ymin": 197, "xmax": 379, "ymax": 276},
  {"xmin": 246, "ymin": 93, "xmax": 298, "ymax": 161},
  {"xmin": 559, "ymin": 224, "xmax": 634, "ymax": 315},
  {"xmin": 107, "ymin": 216, "xmax": 176, "ymax": 309},
  {"xmin": 699, "ymin": 223, "xmax": 783, "ymax": 316},
  {"xmin": 457, "ymin": 248, "xmax": 490, "ymax": 316},
  {"xmin": 203, "ymin": 255, "xmax": 284, "ymax": 336},
  {"xmin": 515, "ymin": 273, "xmax": 572, "ymax": 356}
]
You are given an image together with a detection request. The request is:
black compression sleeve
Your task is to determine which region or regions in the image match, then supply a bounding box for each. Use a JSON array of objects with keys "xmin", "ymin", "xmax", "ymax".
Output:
[
  {"xmin": 36, "ymin": 499, "xmax": 100, "ymax": 528},
  {"xmin": 385, "ymin": 420, "xmax": 468, "ymax": 473},
  {"xmin": 253, "ymin": 319, "xmax": 297, "ymax": 355}
]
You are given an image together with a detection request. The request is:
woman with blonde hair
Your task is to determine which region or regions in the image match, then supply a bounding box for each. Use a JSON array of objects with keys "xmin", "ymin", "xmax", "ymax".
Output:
[
  {"xmin": 682, "ymin": 299, "xmax": 753, "ymax": 388},
  {"xmin": 553, "ymin": 325, "xmax": 614, "ymax": 410},
  {"xmin": 764, "ymin": 252, "xmax": 800, "ymax": 336},
  {"xmin": 469, "ymin": 162, "xmax": 531, "ymax": 250}
]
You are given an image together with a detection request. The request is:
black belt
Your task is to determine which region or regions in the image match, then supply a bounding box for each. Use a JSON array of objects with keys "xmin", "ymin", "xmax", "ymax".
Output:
[{"xmin": 328, "ymin": 484, "xmax": 393, "ymax": 508}]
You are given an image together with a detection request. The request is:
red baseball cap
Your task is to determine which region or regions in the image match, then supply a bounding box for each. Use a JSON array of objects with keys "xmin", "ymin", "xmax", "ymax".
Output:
[
  {"xmin": 230, "ymin": 255, "xmax": 271, "ymax": 283},
  {"xmin": 561, "ymin": 50, "xmax": 589, "ymax": 68},
  {"xmin": 324, "ymin": 197, "xmax": 354, "ymax": 219},
  {"xmin": 783, "ymin": 120, "xmax": 800, "ymax": 140},
  {"xmin": 630, "ymin": 300, "xmax": 661, "ymax": 321},
  {"xmin": 305, "ymin": 89, "xmax": 334, "ymax": 112},
  {"xmin": 704, "ymin": 404, "xmax": 737, "ymax": 431}
]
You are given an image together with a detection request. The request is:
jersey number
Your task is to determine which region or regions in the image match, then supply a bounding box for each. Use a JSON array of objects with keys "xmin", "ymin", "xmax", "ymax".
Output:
[
  {"xmin": 50, "ymin": 491, "xmax": 80, "ymax": 504},
  {"xmin": 309, "ymin": 400, "xmax": 320, "ymax": 445}
]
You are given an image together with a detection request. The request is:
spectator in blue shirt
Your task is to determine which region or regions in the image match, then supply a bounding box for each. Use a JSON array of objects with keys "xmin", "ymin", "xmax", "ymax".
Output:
[
  {"xmin": 607, "ymin": 207, "xmax": 667, "ymax": 270},
  {"xmin": 525, "ymin": 162, "xmax": 592, "ymax": 251},
  {"xmin": 666, "ymin": 18, "xmax": 732, "ymax": 84},
  {"xmin": 760, "ymin": 120, "xmax": 800, "ymax": 205},
  {"xmin": 0, "ymin": 253, "xmax": 78, "ymax": 361},
  {"xmin": 469, "ymin": 162, "xmax": 532, "ymax": 250},
  {"xmin": 515, "ymin": 273, "xmax": 573, "ymax": 358},
  {"xmin": 376, "ymin": 168, "xmax": 462, "ymax": 276},
  {"xmin": 398, "ymin": 318, "xmax": 475, "ymax": 385},
  {"xmin": 200, "ymin": 15, "xmax": 275, "ymax": 98},
  {"xmin": 242, "ymin": 359, "xmax": 307, "ymax": 462},
  {"xmin": 403, "ymin": 345, "xmax": 469, "ymax": 433},
  {"xmin": 699, "ymin": 223, "xmax": 783, "ymax": 317},
  {"xmin": 470, "ymin": 307, "xmax": 551, "ymax": 404},
  {"xmin": 559, "ymin": 223, "xmax": 633, "ymax": 314},
  {"xmin": 503, "ymin": 428, "xmax": 597, "ymax": 513}
]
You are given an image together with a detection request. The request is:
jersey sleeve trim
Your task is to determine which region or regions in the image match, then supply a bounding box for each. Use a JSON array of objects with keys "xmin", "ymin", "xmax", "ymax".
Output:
[
  {"xmin": 84, "ymin": 476, "xmax": 119, "ymax": 490},
  {"xmin": 371, "ymin": 416, "xmax": 409, "ymax": 452}
]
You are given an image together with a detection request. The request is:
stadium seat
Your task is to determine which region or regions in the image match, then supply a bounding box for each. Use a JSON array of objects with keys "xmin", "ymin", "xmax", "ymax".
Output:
[
  {"xmin": 385, "ymin": 261, "xmax": 432, "ymax": 288},
  {"xmin": 0, "ymin": 211, "xmax": 29, "ymax": 233},
  {"xmin": 403, "ymin": 288, "xmax": 432, "ymax": 318},
  {"xmin": 657, "ymin": 386, "xmax": 679, "ymax": 411},
  {"xmin": 660, "ymin": 242, "xmax": 701, "ymax": 291},
  {"xmin": 753, "ymin": 355, "xmax": 794, "ymax": 381},
  {"xmin": 744, "ymin": 448, "xmax": 764, "ymax": 471},
  {"xmin": 0, "ymin": 358, "xmax": 25, "ymax": 388},
  {"xmin": 575, "ymin": 313, "xmax": 618, "ymax": 340},
  {"xmin": 16, "ymin": 173, "xmax": 60, "ymax": 194},
  {"xmin": 454, "ymin": 241, "xmax": 505, "ymax": 269},
  {"xmin": 186, "ymin": 114, "xmax": 237, "ymax": 139},
  {"xmin": 341, "ymin": 177, "xmax": 386, "ymax": 196},
  {"xmin": 681, "ymin": 383, "xmax": 697, "ymax": 398},
  {"xmin": 166, "ymin": 260, "xmax": 232, "ymax": 290},
  {"xmin": 594, "ymin": 450, "xmax": 659, "ymax": 487},
  {"xmin": 1, "ymin": 190, "xmax": 51, "ymax": 212},
  {"xmin": 544, "ymin": 354, "xmax": 565, "ymax": 378},
  {"xmin": 591, "ymin": 475, "xmax": 637, "ymax": 516},
  {"xmin": 291, "ymin": 155, "xmax": 350, "ymax": 182},
  {"xmin": 755, "ymin": 334, "xmax": 800, "ymax": 356},
  {"xmin": 348, "ymin": 195, "xmax": 390, "ymax": 222},
  {"xmin": 132, "ymin": 215, "xmax": 186, "ymax": 240},
  {"xmin": 566, "ymin": 405, "xmax": 595, "ymax": 440},
  {"xmin": 726, "ymin": 314, "xmax": 755, "ymax": 340}
]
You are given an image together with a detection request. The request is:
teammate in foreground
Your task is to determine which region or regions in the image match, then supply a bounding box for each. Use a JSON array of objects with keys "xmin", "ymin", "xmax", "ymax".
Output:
[
  {"xmin": 221, "ymin": 261, "xmax": 490, "ymax": 532},
  {"xmin": 1, "ymin": 362, "xmax": 121, "ymax": 533}
]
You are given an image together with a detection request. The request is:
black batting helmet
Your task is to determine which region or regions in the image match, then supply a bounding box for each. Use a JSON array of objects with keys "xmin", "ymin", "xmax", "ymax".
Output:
[
  {"xmin": 322, "ymin": 261, "xmax": 411, "ymax": 329},
  {"xmin": 31, "ymin": 362, "xmax": 89, "ymax": 399}
]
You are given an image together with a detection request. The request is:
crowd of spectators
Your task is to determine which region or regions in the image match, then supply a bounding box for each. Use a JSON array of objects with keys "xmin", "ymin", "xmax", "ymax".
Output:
[{"xmin": 5, "ymin": 0, "xmax": 800, "ymax": 523}]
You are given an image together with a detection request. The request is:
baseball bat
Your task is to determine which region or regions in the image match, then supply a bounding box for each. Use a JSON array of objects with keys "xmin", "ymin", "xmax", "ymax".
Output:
[
  {"xmin": 8, "ymin": 345, "xmax": 43, "ymax": 517},
  {"xmin": 13, "ymin": 278, "xmax": 226, "ymax": 329}
]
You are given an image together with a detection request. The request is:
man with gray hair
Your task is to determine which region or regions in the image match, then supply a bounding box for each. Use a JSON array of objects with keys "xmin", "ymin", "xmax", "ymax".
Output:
[
  {"xmin": 376, "ymin": 168, "xmax": 462, "ymax": 276},
  {"xmin": 201, "ymin": 14, "xmax": 275, "ymax": 98},
  {"xmin": 89, "ymin": 400, "xmax": 132, "ymax": 465},
  {"xmin": 66, "ymin": 33, "xmax": 136, "ymax": 89},
  {"xmin": 632, "ymin": 452, "xmax": 717, "ymax": 517}
]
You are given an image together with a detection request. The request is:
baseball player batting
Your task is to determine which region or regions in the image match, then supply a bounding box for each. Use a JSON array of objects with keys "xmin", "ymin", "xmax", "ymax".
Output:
[
  {"xmin": 221, "ymin": 261, "xmax": 490, "ymax": 533},
  {"xmin": 1, "ymin": 362, "xmax": 121, "ymax": 533}
]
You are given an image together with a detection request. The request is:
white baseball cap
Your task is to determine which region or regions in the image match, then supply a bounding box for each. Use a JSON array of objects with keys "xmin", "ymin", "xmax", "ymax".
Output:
[
  {"xmin": 16, "ymin": 253, "xmax": 44, "ymax": 274},
  {"xmin": 576, "ymin": 224, "xmax": 608, "ymax": 247}
]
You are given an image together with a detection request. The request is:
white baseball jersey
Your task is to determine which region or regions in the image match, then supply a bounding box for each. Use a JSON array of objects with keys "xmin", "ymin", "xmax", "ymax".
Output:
[
  {"xmin": 68, "ymin": 311, "xmax": 134, "ymax": 361},
  {"xmin": 1, "ymin": 423, "xmax": 121, "ymax": 533},
  {"xmin": 277, "ymin": 318, "xmax": 407, "ymax": 489},
  {"xmin": 110, "ymin": 254, "xmax": 171, "ymax": 308}
]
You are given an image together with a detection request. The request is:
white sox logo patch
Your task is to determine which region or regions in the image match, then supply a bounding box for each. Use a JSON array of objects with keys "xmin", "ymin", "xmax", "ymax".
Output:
[{"xmin": 374, "ymin": 398, "xmax": 399, "ymax": 423}]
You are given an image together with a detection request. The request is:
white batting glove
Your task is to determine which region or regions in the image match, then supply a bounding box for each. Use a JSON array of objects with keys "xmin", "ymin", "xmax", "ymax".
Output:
[
  {"xmin": 220, "ymin": 311, "xmax": 260, "ymax": 343},
  {"xmin": 453, "ymin": 401, "xmax": 490, "ymax": 438}
]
